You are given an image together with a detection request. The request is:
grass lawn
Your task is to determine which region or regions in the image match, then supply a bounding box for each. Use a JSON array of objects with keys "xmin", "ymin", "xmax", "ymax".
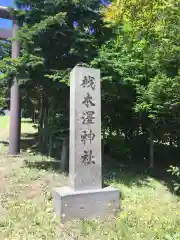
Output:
[
  {"xmin": 0, "ymin": 117, "xmax": 180, "ymax": 239},
  {"xmin": 0, "ymin": 116, "xmax": 9, "ymax": 130}
]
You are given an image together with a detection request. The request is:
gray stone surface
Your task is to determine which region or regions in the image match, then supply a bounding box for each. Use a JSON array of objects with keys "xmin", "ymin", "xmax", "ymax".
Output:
[
  {"xmin": 52, "ymin": 186, "xmax": 120, "ymax": 223},
  {"xmin": 69, "ymin": 66, "xmax": 102, "ymax": 191},
  {"xmin": 52, "ymin": 66, "xmax": 120, "ymax": 222}
]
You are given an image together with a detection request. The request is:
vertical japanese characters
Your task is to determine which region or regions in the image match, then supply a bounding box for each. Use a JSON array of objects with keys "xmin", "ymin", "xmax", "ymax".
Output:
[{"xmin": 80, "ymin": 75, "xmax": 96, "ymax": 165}]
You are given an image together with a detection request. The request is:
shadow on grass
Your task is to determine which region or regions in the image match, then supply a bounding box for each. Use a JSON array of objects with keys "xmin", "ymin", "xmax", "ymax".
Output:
[
  {"xmin": 24, "ymin": 158, "xmax": 179, "ymax": 197},
  {"xmin": 0, "ymin": 132, "xmax": 39, "ymax": 153},
  {"xmin": 102, "ymin": 162, "xmax": 180, "ymax": 197},
  {"xmin": 24, "ymin": 159, "xmax": 63, "ymax": 173},
  {"xmin": 13, "ymin": 131, "xmax": 179, "ymax": 197},
  {"xmin": 20, "ymin": 132, "xmax": 62, "ymax": 159},
  {"xmin": 0, "ymin": 141, "xmax": 9, "ymax": 145},
  {"xmin": 23, "ymin": 158, "xmax": 179, "ymax": 197},
  {"xmin": 20, "ymin": 133, "xmax": 39, "ymax": 152},
  {"xmin": 103, "ymin": 166, "xmax": 150, "ymax": 188},
  {"xmin": 21, "ymin": 132, "xmax": 68, "ymax": 173}
]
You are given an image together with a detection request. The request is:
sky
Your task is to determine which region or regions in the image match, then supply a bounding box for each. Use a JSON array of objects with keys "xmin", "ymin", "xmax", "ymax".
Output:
[{"xmin": 0, "ymin": 0, "xmax": 14, "ymax": 29}]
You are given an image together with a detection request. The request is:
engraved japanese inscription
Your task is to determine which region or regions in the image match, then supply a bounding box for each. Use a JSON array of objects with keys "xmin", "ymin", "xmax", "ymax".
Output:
[
  {"xmin": 80, "ymin": 74, "xmax": 97, "ymax": 165},
  {"xmin": 81, "ymin": 129, "xmax": 95, "ymax": 145},
  {"xmin": 82, "ymin": 92, "xmax": 95, "ymax": 108},
  {"xmin": 69, "ymin": 66, "xmax": 101, "ymax": 191},
  {"xmin": 81, "ymin": 75, "xmax": 96, "ymax": 90},
  {"xmin": 81, "ymin": 150, "xmax": 95, "ymax": 165},
  {"xmin": 81, "ymin": 111, "xmax": 95, "ymax": 125}
]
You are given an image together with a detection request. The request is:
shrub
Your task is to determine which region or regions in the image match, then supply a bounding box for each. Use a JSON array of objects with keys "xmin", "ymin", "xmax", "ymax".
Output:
[{"xmin": 168, "ymin": 165, "xmax": 180, "ymax": 193}]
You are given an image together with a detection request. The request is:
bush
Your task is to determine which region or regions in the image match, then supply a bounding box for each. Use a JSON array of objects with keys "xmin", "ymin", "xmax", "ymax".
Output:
[
  {"xmin": 168, "ymin": 165, "xmax": 180, "ymax": 193},
  {"xmin": 103, "ymin": 135, "xmax": 130, "ymax": 162}
]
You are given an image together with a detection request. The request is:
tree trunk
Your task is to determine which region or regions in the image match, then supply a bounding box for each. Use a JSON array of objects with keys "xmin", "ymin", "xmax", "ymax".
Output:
[
  {"xmin": 109, "ymin": 127, "xmax": 113, "ymax": 138},
  {"xmin": 149, "ymin": 127, "xmax": 154, "ymax": 169},
  {"xmin": 39, "ymin": 97, "xmax": 44, "ymax": 131},
  {"xmin": 41, "ymin": 94, "xmax": 49, "ymax": 154},
  {"xmin": 48, "ymin": 135, "xmax": 52, "ymax": 157},
  {"xmin": 42, "ymin": 106, "xmax": 48, "ymax": 154},
  {"xmin": 38, "ymin": 92, "xmax": 45, "ymax": 147},
  {"xmin": 102, "ymin": 128, "xmax": 106, "ymax": 157},
  {"xmin": 33, "ymin": 107, "xmax": 36, "ymax": 123},
  {"xmin": 169, "ymin": 135, "xmax": 173, "ymax": 148},
  {"xmin": 61, "ymin": 138, "xmax": 68, "ymax": 172}
]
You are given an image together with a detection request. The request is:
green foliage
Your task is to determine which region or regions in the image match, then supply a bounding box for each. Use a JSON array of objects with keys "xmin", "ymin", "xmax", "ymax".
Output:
[
  {"xmin": 0, "ymin": 41, "xmax": 11, "ymax": 60},
  {"xmin": 168, "ymin": 166, "xmax": 180, "ymax": 193},
  {"xmin": 0, "ymin": 0, "xmax": 110, "ymax": 155},
  {"xmin": 0, "ymin": 41, "xmax": 11, "ymax": 110},
  {"xmin": 92, "ymin": 0, "xmax": 180, "ymax": 166}
]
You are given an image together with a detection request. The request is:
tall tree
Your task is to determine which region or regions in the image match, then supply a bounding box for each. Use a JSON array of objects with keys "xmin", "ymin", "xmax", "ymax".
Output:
[
  {"xmin": 92, "ymin": 0, "xmax": 180, "ymax": 167},
  {"xmin": 0, "ymin": 0, "xmax": 110, "ymax": 154},
  {"xmin": 0, "ymin": 40, "xmax": 11, "ymax": 111}
]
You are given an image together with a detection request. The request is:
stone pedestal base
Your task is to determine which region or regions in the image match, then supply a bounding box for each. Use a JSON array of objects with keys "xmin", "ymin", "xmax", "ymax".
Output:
[{"xmin": 52, "ymin": 186, "xmax": 120, "ymax": 223}]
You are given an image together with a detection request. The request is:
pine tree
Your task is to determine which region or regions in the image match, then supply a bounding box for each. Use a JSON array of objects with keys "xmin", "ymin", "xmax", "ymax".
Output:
[
  {"xmin": 0, "ymin": 41, "xmax": 11, "ymax": 111},
  {"xmin": 1, "ymin": 0, "xmax": 109, "ymax": 154}
]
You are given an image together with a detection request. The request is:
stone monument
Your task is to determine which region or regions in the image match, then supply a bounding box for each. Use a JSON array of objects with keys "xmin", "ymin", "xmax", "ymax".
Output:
[{"xmin": 52, "ymin": 66, "xmax": 120, "ymax": 222}]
